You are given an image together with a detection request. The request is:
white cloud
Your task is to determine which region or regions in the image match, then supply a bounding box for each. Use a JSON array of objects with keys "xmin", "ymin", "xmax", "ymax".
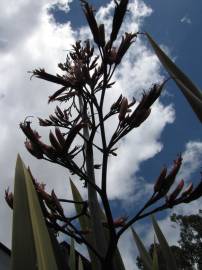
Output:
[
  {"xmin": 180, "ymin": 15, "xmax": 192, "ymax": 25},
  {"xmin": 178, "ymin": 141, "xmax": 202, "ymax": 182}
]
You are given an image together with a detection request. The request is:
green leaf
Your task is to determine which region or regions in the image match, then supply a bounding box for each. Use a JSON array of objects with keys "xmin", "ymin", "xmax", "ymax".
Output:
[
  {"xmin": 70, "ymin": 179, "xmax": 126, "ymax": 270},
  {"xmin": 70, "ymin": 179, "xmax": 98, "ymax": 270},
  {"xmin": 152, "ymin": 237, "xmax": 159, "ymax": 270},
  {"xmin": 69, "ymin": 238, "xmax": 76, "ymax": 270},
  {"xmin": 131, "ymin": 228, "xmax": 152, "ymax": 270},
  {"xmin": 78, "ymin": 256, "xmax": 84, "ymax": 270},
  {"xmin": 11, "ymin": 155, "xmax": 36, "ymax": 270},
  {"xmin": 12, "ymin": 155, "xmax": 59, "ymax": 270},
  {"xmin": 146, "ymin": 33, "xmax": 202, "ymax": 122},
  {"xmin": 151, "ymin": 215, "xmax": 177, "ymax": 270}
]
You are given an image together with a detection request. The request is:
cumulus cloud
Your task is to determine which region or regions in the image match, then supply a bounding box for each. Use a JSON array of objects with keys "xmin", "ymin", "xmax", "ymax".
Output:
[
  {"xmin": 0, "ymin": 3, "xmax": 178, "ymax": 268},
  {"xmin": 178, "ymin": 141, "xmax": 202, "ymax": 182}
]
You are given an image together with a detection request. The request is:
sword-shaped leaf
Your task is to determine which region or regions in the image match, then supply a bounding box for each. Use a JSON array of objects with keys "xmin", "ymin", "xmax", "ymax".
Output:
[
  {"xmin": 11, "ymin": 155, "xmax": 36, "ymax": 270},
  {"xmin": 70, "ymin": 179, "xmax": 126, "ymax": 270},
  {"xmin": 78, "ymin": 256, "xmax": 84, "ymax": 270},
  {"xmin": 146, "ymin": 33, "xmax": 202, "ymax": 122},
  {"xmin": 151, "ymin": 215, "xmax": 177, "ymax": 270},
  {"xmin": 70, "ymin": 179, "xmax": 98, "ymax": 270},
  {"xmin": 152, "ymin": 237, "xmax": 159, "ymax": 270},
  {"xmin": 69, "ymin": 238, "xmax": 76, "ymax": 270},
  {"xmin": 131, "ymin": 228, "xmax": 152, "ymax": 270},
  {"xmin": 12, "ymin": 155, "xmax": 59, "ymax": 270}
]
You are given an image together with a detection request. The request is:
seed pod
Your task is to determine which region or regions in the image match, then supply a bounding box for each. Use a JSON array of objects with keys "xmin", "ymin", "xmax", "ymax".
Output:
[
  {"xmin": 154, "ymin": 167, "xmax": 167, "ymax": 193},
  {"xmin": 119, "ymin": 97, "xmax": 128, "ymax": 121}
]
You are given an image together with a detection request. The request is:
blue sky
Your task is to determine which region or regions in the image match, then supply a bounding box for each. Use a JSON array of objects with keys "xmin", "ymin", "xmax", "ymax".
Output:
[{"xmin": 0, "ymin": 0, "xmax": 201, "ymax": 269}]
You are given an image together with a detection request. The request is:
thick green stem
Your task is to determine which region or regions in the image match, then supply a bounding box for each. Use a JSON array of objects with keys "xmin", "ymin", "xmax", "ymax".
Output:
[{"xmin": 79, "ymin": 96, "xmax": 107, "ymax": 269}]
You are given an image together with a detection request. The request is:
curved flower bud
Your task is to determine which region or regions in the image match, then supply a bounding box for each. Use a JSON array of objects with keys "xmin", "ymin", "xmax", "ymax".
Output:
[
  {"xmin": 166, "ymin": 179, "xmax": 184, "ymax": 205},
  {"xmin": 5, "ymin": 188, "xmax": 13, "ymax": 209},
  {"xmin": 119, "ymin": 97, "xmax": 128, "ymax": 121},
  {"xmin": 154, "ymin": 167, "xmax": 167, "ymax": 193}
]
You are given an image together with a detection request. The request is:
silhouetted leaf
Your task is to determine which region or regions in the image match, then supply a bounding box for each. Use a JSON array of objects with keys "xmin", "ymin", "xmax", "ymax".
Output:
[
  {"xmin": 146, "ymin": 33, "xmax": 202, "ymax": 122},
  {"xmin": 12, "ymin": 155, "xmax": 58, "ymax": 270},
  {"xmin": 69, "ymin": 238, "xmax": 76, "ymax": 270},
  {"xmin": 152, "ymin": 215, "xmax": 177, "ymax": 270},
  {"xmin": 131, "ymin": 227, "xmax": 152, "ymax": 270}
]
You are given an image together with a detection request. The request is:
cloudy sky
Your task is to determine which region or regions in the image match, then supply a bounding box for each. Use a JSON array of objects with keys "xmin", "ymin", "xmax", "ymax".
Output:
[{"xmin": 0, "ymin": 0, "xmax": 201, "ymax": 269}]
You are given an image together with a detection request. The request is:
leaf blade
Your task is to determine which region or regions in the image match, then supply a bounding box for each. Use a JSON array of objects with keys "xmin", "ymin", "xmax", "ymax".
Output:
[
  {"xmin": 152, "ymin": 237, "xmax": 159, "ymax": 270},
  {"xmin": 11, "ymin": 155, "xmax": 36, "ymax": 270},
  {"xmin": 151, "ymin": 215, "xmax": 177, "ymax": 270},
  {"xmin": 131, "ymin": 228, "xmax": 152, "ymax": 270},
  {"xmin": 16, "ymin": 155, "xmax": 59, "ymax": 270},
  {"xmin": 69, "ymin": 238, "xmax": 76, "ymax": 270},
  {"xmin": 146, "ymin": 33, "xmax": 202, "ymax": 122}
]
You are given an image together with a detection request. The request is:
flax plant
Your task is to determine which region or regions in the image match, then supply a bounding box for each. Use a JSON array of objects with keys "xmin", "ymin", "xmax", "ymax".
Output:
[{"xmin": 6, "ymin": 1, "xmax": 202, "ymax": 270}]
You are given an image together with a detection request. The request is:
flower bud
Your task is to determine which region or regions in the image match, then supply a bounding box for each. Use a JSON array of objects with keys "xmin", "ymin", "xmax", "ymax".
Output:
[
  {"xmin": 119, "ymin": 97, "xmax": 128, "ymax": 121},
  {"xmin": 184, "ymin": 180, "xmax": 202, "ymax": 202},
  {"xmin": 167, "ymin": 179, "xmax": 184, "ymax": 205},
  {"xmin": 154, "ymin": 167, "xmax": 167, "ymax": 193},
  {"xmin": 55, "ymin": 127, "xmax": 66, "ymax": 146},
  {"xmin": 113, "ymin": 216, "xmax": 127, "ymax": 227},
  {"xmin": 181, "ymin": 183, "xmax": 193, "ymax": 198},
  {"xmin": 49, "ymin": 130, "xmax": 63, "ymax": 152},
  {"xmin": 5, "ymin": 188, "xmax": 13, "ymax": 209}
]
